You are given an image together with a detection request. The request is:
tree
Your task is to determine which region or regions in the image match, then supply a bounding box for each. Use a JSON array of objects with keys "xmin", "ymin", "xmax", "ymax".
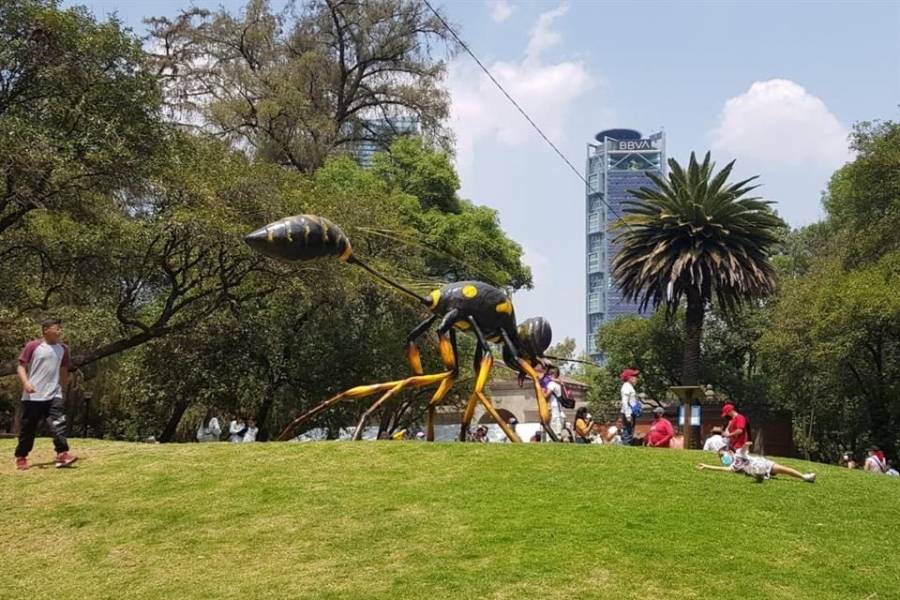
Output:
[
  {"xmin": 591, "ymin": 312, "xmax": 682, "ymax": 415},
  {"xmin": 148, "ymin": 0, "xmax": 456, "ymax": 172},
  {"xmin": 758, "ymin": 122, "xmax": 900, "ymax": 461},
  {"xmin": 0, "ymin": 0, "xmax": 163, "ymax": 237},
  {"xmin": 368, "ymin": 137, "xmax": 532, "ymax": 289},
  {"xmin": 611, "ymin": 152, "xmax": 783, "ymax": 385},
  {"xmin": 0, "ymin": 134, "xmax": 291, "ymax": 378},
  {"xmin": 823, "ymin": 121, "xmax": 900, "ymax": 267},
  {"xmin": 759, "ymin": 253, "xmax": 900, "ymax": 460}
]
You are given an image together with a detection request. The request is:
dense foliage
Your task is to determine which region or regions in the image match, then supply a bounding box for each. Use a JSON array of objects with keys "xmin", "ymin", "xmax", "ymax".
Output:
[{"xmin": 0, "ymin": 0, "xmax": 528, "ymax": 441}]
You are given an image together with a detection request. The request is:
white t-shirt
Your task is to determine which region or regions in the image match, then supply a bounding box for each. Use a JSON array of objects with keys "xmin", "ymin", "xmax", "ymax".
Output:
[
  {"xmin": 546, "ymin": 381, "xmax": 563, "ymax": 421},
  {"xmin": 607, "ymin": 425, "xmax": 622, "ymax": 445},
  {"xmin": 620, "ymin": 382, "xmax": 636, "ymax": 418},
  {"xmin": 196, "ymin": 417, "xmax": 221, "ymax": 442},
  {"xmin": 703, "ymin": 434, "xmax": 727, "ymax": 452},
  {"xmin": 229, "ymin": 420, "xmax": 246, "ymax": 443},
  {"xmin": 243, "ymin": 426, "xmax": 258, "ymax": 443},
  {"xmin": 865, "ymin": 455, "xmax": 886, "ymax": 473}
]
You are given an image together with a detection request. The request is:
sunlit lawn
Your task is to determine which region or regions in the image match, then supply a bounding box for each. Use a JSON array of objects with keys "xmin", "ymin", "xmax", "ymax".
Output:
[{"xmin": 2, "ymin": 439, "xmax": 898, "ymax": 599}]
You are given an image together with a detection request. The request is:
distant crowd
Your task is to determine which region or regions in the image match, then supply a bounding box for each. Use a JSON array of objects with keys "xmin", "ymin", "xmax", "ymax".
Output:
[
  {"xmin": 840, "ymin": 446, "xmax": 899, "ymax": 476},
  {"xmin": 195, "ymin": 409, "xmax": 258, "ymax": 443}
]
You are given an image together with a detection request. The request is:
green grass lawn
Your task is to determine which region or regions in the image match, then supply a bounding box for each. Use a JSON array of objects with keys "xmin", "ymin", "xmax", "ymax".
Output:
[{"xmin": 2, "ymin": 439, "xmax": 898, "ymax": 599}]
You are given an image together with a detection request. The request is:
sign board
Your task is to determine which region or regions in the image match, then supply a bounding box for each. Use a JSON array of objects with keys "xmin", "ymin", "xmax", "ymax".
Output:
[{"xmin": 613, "ymin": 139, "xmax": 655, "ymax": 151}]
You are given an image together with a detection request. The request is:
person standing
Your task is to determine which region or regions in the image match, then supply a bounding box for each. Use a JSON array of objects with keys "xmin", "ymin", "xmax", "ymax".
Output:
[
  {"xmin": 721, "ymin": 403, "xmax": 749, "ymax": 451},
  {"xmin": 646, "ymin": 406, "xmax": 674, "ymax": 448},
  {"xmin": 544, "ymin": 366, "xmax": 565, "ymax": 439},
  {"xmin": 14, "ymin": 318, "xmax": 77, "ymax": 470},
  {"xmin": 619, "ymin": 369, "xmax": 639, "ymax": 445}
]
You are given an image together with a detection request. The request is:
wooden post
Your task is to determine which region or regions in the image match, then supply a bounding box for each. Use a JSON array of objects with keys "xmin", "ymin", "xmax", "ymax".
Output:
[
  {"xmin": 684, "ymin": 395, "xmax": 692, "ymax": 449},
  {"xmin": 668, "ymin": 386, "xmax": 704, "ymax": 450}
]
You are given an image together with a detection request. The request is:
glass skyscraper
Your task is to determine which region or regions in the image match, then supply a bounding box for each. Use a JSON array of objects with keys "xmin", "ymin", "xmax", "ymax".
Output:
[
  {"xmin": 351, "ymin": 116, "xmax": 420, "ymax": 168},
  {"xmin": 585, "ymin": 129, "xmax": 665, "ymax": 363}
]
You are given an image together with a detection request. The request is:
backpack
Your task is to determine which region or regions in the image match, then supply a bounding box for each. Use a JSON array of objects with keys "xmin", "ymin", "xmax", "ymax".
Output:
[
  {"xmin": 630, "ymin": 399, "xmax": 642, "ymax": 419},
  {"xmin": 558, "ymin": 383, "xmax": 575, "ymax": 409}
]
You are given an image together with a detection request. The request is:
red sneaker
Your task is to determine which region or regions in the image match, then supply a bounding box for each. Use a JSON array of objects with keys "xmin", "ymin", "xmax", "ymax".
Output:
[
  {"xmin": 15, "ymin": 457, "xmax": 28, "ymax": 471},
  {"xmin": 55, "ymin": 452, "xmax": 77, "ymax": 468}
]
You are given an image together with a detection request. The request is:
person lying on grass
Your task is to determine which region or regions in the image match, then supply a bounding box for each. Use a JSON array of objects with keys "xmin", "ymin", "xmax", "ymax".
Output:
[{"xmin": 696, "ymin": 446, "xmax": 816, "ymax": 484}]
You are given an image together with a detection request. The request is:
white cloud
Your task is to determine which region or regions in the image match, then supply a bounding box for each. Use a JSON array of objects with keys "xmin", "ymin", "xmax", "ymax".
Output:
[
  {"xmin": 710, "ymin": 79, "xmax": 852, "ymax": 169},
  {"xmin": 525, "ymin": 3, "xmax": 567, "ymax": 64},
  {"xmin": 449, "ymin": 3, "xmax": 594, "ymax": 174},
  {"xmin": 488, "ymin": 0, "xmax": 515, "ymax": 23}
]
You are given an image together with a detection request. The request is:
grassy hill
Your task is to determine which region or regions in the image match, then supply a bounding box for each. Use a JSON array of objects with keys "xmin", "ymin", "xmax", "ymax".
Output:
[{"xmin": 2, "ymin": 439, "xmax": 898, "ymax": 599}]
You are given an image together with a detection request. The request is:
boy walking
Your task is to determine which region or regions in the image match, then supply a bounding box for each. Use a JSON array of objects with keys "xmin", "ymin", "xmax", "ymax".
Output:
[{"xmin": 15, "ymin": 318, "xmax": 77, "ymax": 470}]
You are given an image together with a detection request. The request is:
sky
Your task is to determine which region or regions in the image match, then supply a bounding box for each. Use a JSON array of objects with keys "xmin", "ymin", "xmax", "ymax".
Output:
[{"xmin": 73, "ymin": 0, "xmax": 900, "ymax": 353}]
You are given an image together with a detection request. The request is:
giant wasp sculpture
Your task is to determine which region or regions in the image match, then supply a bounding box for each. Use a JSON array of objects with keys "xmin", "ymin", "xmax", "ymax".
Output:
[{"xmin": 245, "ymin": 215, "xmax": 559, "ymax": 442}]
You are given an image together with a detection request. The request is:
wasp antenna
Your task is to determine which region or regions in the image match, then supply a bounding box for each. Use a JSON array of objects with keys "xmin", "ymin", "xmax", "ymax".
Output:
[
  {"xmin": 347, "ymin": 256, "xmax": 432, "ymax": 307},
  {"xmin": 543, "ymin": 354, "xmax": 598, "ymax": 367}
]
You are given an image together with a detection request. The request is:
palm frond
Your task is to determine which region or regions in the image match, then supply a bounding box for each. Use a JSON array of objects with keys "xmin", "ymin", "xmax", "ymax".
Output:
[{"xmin": 611, "ymin": 152, "xmax": 785, "ymax": 316}]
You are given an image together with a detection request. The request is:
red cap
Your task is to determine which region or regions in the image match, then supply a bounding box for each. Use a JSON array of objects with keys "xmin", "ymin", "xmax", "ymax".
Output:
[
  {"xmin": 721, "ymin": 403, "xmax": 735, "ymax": 418},
  {"xmin": 620, "ymin": 368, "xmax": 640, "ymax": 382}
]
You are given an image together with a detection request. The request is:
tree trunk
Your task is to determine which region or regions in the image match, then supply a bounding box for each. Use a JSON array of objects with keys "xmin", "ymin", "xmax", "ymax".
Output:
[
  {"xmin": 255, "ymin": 397, "xmax": 274, "ymax": 442},
  {"xmin": 159, "ymin": 397, "xmax": 191, "ymax": 443},
  {"xmin": 682, "ymin": 289, "xmax": 705, "ymax": 386}
]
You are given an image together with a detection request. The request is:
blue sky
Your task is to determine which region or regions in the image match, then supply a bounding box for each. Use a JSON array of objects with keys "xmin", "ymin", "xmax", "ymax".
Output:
[{"xmin": 74, "ymin": 0, "xmax": 899, "ymax": 352}]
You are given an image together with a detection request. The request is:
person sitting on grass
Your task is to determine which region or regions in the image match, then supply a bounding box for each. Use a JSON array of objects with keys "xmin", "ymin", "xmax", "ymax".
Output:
[
  {"xmin": 697, "ymin": 446, "xmax": 816, "ymax": 483},
  {"xmin": 603, "ymin": 416, "xmax": 624, "ymax": 445},
  {"xmin": 229, "ymin": 415, "xmax": 248, "ymax": 443},
  {"xmin": 574, "ymin": 407, "xmax": 594, "ymax": 444},
  {"xmin": 864, "ymin": 446, "xmax": 887, "ymax": 473},
  {"xmin": 840, "ymin": 452, "xmax": 858, "ymax": 469},
  {"xmin": 703, "ymin": 426, "xmax": 727, "ymax": 452},
  {"xmin": 646, "ymin": 406, "xmax": 674, "ymax": 448},
  {"xmin": 670, "ymin": 426, "xmax": 685, "ymax": 449}
]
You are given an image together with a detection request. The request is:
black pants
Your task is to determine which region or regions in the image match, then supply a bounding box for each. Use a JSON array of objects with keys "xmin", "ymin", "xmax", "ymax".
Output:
[
  {"xmin": 621, "ymin": 412, "xmax": 635, "ymax": 445},
  {"xmin": 15, "ymin": 399, "xmax": 69, "ymax": 458}
]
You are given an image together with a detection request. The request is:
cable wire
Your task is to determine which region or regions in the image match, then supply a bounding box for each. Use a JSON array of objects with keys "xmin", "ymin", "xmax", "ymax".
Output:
[{"xmin": 421, "ymin": 0, "xmax": 628, "ymax": 223}]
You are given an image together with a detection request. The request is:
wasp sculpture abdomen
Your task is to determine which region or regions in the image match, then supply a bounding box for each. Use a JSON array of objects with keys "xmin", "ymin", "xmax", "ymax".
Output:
[{"xmin": 244, "ymin": 214, "xmax": 353, "ymax": 263}]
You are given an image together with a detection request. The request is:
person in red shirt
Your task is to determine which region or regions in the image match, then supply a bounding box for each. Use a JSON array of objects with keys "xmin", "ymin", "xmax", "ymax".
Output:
[
  {"xmin": 646, "ymin": 406, "xmax": 674, "ymax": 447},
  {"xmin": 721, "ymin": 403, "xmax": 748, "ymax": 450}
]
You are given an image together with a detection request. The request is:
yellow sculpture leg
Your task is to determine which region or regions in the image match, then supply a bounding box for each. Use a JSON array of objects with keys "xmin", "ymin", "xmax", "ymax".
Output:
[
  {"xmin": 459, "ymin": 392, "xmax": 479, "ymax": 441},
  {"xmin": 459, "ymin": 355, "xmax": 520, "ymax": 443},
  {"xmin": 517, "ymin": 359, "xmax": 558, "ymax": 441},
  {"xmin": 277, "ymin": 372, "xmax": 452, "ymax": 441},
  {"xmin": 352, "ymin": 378, "xmax": 416, "ymax": 440},
  {"xmin": 426, "ymin": 375, "xmax": 456, "ymax": 441},
  {"xmin": 352, "ymin": 371, "xmax": 451, "ymax": 440},
  {"xmin": 406, "ymin": 342, "xmax": 424, "ymax": 375},
  {"xmin": 476, "ymin": 391, "xmax": 521, "ymax": 443},
  {"xmin": 438, "ymin": 335, "xmax": 456, "ymax": 370},
  {"xmin": 475, "ymin": 355, "xmax": 492, "ymax": 390}
]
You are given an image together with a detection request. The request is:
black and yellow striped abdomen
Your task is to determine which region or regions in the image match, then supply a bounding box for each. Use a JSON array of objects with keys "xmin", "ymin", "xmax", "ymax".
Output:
[{"xmin": 244, "ymin": 215, "xmax": 352, "ymax": 263}]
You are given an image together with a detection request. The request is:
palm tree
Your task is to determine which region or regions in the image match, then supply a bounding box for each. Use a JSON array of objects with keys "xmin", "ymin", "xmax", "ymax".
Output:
[{"xmin": 611, "ymin": 152, "xmax": 784, "ymax": 385}]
